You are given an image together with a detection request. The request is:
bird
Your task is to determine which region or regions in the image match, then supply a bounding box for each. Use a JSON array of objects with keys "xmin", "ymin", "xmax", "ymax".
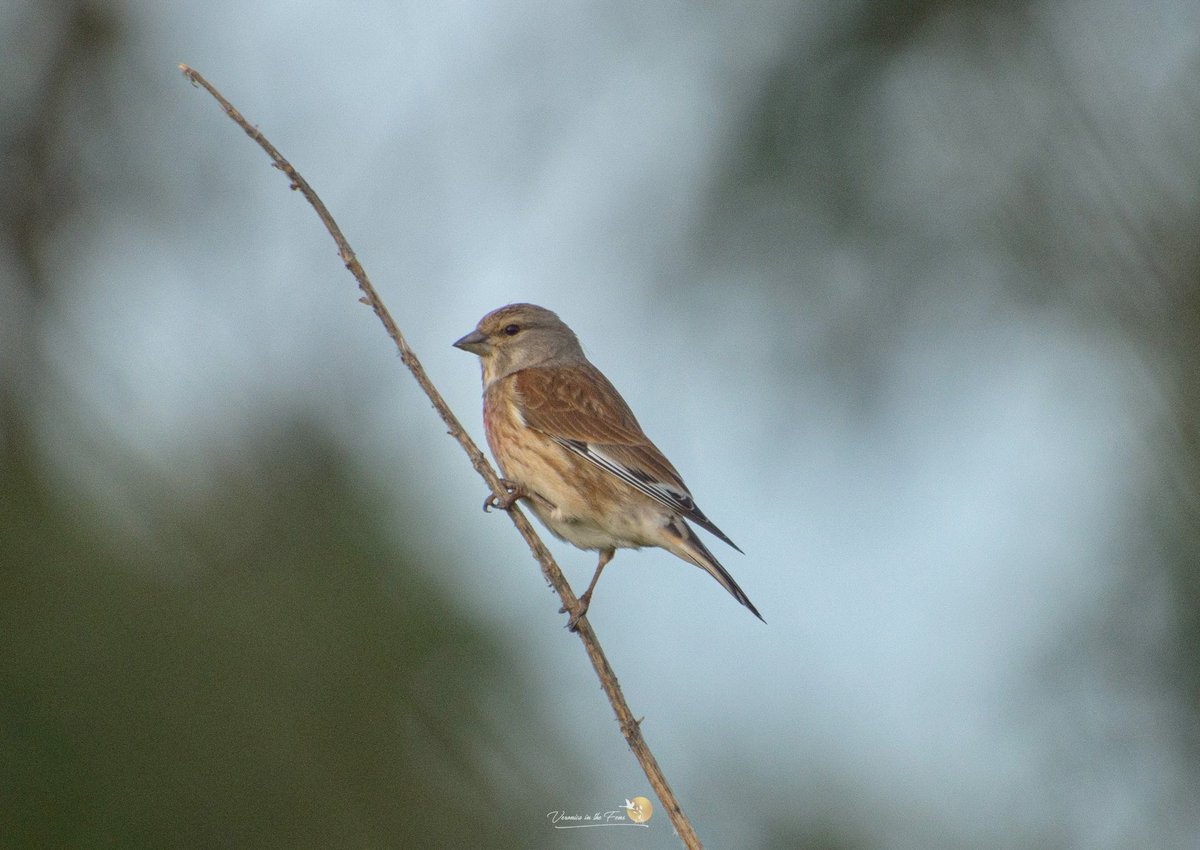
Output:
[{"xmin": 453, "ymin": 302, "xmax": 762, "ymax": 629}]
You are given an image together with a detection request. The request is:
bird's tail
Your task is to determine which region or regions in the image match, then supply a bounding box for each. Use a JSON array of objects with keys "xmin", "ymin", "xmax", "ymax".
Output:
[{"xmin": 663, "ymin": 517, "xmax": 764, "ymax": 623}]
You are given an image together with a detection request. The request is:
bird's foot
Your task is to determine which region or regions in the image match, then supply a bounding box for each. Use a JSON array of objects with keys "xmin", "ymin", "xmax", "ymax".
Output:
[
  {"xmin": 561, "ymin": 593, "xmax": 592, "ymax": 632},
  {"xmin": 483, "ymin": 479, "xmax": 526, "ymax": 512}
]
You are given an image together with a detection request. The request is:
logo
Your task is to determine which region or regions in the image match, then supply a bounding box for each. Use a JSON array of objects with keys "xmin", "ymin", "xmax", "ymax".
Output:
[
  {"xmin": 546, "ymin": 795, "xmax": 654, "ymax": 830},
  {"xmin": 624, "ymin": 796, "xmax": 653, "ymax": 824}
]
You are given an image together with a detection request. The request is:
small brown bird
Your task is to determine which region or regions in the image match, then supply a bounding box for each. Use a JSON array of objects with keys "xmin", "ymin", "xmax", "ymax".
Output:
[{"xmin": 454, "ymin": 303, "xmax": 762, "ymax": 628}]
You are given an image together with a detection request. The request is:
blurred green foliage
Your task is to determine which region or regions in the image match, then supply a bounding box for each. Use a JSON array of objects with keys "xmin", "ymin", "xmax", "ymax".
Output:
[{"xmin": 0, "ymin": 422, "xmax": 580, "ymax": 847}]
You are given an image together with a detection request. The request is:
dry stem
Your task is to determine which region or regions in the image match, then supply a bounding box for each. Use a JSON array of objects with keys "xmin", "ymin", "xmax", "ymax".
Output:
[{"xmin": 179, "ymin": 64, "xmax": 702, "ymax": 849}]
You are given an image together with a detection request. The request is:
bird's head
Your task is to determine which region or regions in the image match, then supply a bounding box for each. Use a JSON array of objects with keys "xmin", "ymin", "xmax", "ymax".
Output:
[{"xmin": 454, "ymin": 303, "xmax": 584, "ymax": 385}]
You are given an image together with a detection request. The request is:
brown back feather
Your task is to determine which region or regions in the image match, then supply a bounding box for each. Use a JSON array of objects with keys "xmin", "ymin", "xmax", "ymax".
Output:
[{"xmin": 513, "ymin": 364, "xmax": 687, "ymax": 492}]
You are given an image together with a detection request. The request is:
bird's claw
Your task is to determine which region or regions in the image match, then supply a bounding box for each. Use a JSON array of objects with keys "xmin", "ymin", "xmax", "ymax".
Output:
[
  {"xmin": 560, "ymin": 598, "xmax": 590, "ymax": 632},
  {"xmin": 562, "ymin": 608, "xmax": 585, "ymax": 632},
  {"xmin": 483, "ymin": 479, "xmax": 525, "ymax": 512}
]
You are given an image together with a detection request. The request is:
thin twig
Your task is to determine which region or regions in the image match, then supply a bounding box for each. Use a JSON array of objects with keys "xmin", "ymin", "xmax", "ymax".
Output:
[{"xmin": 179, "ymin": 65, "xmax": 703, "ymax": 849}]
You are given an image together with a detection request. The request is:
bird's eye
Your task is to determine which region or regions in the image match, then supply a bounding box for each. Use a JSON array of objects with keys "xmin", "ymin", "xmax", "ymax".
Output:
[{"xmin": 502, "ymin": 324, "xmax": 520, "ymax": 336}]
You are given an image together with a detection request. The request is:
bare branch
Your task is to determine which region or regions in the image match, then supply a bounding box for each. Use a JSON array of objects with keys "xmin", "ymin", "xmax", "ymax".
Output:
[{"xmin": 179, "ymin": 64, "xmax": 703, "ymax": 849}]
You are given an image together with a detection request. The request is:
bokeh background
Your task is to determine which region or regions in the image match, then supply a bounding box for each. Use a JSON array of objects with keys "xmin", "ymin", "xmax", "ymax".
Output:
[{"xmin": 3, "ymin": 1, "xmax": 1199, "ymax": 848}]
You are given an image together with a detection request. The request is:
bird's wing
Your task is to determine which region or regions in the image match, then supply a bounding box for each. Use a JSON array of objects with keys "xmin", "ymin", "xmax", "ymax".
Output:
[{"xmin": 513, "ymin": 364, "xmax": 742, "ymax": 552}]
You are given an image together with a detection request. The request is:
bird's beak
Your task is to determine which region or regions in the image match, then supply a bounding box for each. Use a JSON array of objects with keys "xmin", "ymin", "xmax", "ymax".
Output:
[{"xmin": 453, "ymin": 329, "xmax": 488, "ymax": 354}]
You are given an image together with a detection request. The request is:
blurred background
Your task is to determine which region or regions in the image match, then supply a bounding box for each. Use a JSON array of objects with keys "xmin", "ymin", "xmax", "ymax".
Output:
[{"xmin": 2, "ymin": 1, "xmax": 1199, "ymax": 847}]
